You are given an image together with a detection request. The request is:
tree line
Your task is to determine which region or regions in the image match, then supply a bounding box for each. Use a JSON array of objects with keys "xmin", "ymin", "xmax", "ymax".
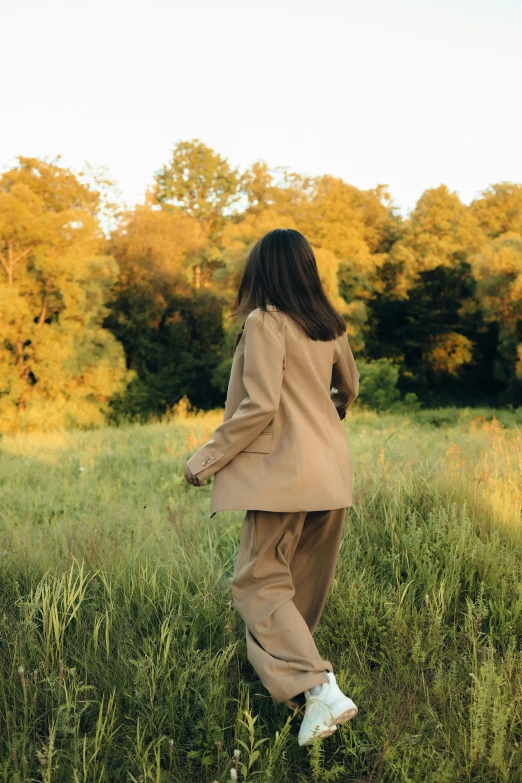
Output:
[{"xmin": 1, "ymin": 141, "xmax": 521, "ymax": 432}]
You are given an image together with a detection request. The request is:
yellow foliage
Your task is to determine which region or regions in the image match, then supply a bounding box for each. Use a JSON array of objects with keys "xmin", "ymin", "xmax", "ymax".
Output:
[
  {"xmin": 0, "ymin": 158, "xmax": 132, "ymax": 433},
  {"xmin": 471, "ymin": 182, "xmax": 522, "ymax": 238},
  {"xmin": 111, "ymin": 205, "xmax": 206, "ymax": 291},
  {"xmin": 470, "ymin": 233, "xmax": 522, "ymax": 320},
  {"xmin": 470, "ymin": 234, "xmax": 522, "ymax": 377},
  {"xmin": 425, "ymin": 332, "xmax": 474, "ymax": 376},
  {"xmin": 390, "ymin": 185, "xmax": 486, "ymax": 296}
]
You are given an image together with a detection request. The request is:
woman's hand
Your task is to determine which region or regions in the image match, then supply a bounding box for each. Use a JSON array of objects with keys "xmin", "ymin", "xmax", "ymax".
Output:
[{"xmin": 184, "ymin": 465, "xmax": 203, "ymax": 487}]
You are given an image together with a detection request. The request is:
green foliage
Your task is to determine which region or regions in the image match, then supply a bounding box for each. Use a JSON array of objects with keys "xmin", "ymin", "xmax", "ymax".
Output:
[
  {"xmin": 368, "ymin": 261, "xmax": 491, "ymax": 406},
  {"xmin": 104, "ymin": 205, "xmax": 227, "ymax": 420},
  {"xmin": 106, "ymin": 293, "xmax": 226, "ymax": 422},
  {"xmin": 356, "ymin": 357, "xmax": 401, "ymax": 410},
  {"xmin": 211, "ymin": 356, "xmax": 234, "ymax": 394},
  {"xmin": 153, "ymin": 138, "xmax": 241, "ymax": 234}
]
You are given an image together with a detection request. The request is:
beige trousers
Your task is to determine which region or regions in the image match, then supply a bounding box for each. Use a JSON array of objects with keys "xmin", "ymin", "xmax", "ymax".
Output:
[{"xmin": 231, "ymin": 507, "xmax": 346, "ymax": 708}]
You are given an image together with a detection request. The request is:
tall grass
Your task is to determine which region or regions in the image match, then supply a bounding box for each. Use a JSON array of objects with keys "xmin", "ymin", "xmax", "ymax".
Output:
[{"xmin": 1, "ymin": 406, "xmax": 521, "ymax": 781}]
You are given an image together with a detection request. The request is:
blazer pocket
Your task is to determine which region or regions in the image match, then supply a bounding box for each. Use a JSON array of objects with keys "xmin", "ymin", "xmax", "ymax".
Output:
[{"xmin": 242, "ymin": 431, "xmax": 273, "ymax": 454}]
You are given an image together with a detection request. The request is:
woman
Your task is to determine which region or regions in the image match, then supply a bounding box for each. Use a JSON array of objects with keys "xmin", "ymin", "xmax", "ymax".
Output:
[{"xmin": 184, "ymin": 228, "xmax": 360, "ymax": 747}]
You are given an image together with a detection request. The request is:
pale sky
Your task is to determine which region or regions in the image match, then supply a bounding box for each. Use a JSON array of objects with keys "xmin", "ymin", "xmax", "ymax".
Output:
[{"xmin": 2, "ymin": 0, "xmax": 521, "ymax": 216}]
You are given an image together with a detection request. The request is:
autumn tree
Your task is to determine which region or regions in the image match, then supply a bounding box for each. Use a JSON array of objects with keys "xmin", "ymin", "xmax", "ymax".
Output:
[
  {"xmin": 389, "ymin": 185, "xmax": 485, "ymax": 295},
  {"xmin": 153, "ymin": 139, "xmax": 241, "ymax": 289},
  {"xmin": 469, "ymin": 233, "xmax": 522, "ymax": 402},
  {"xmin": 468, "ymin": 184, "xmax": 522, "ymax": 401},
  {"xmin": 105, "ymin": 205, "xmax": 224, "ymax": 419},
  {"xmin": 365, "ymin": 186, "xmax": 490, "ymax": 404},
  {"xmin": 470, "ymin": 182, "xmax": 522, "ymax": 239},
  {"xmin": 0, "ymin": 157, "xmax": 131, "ymax": 432}
]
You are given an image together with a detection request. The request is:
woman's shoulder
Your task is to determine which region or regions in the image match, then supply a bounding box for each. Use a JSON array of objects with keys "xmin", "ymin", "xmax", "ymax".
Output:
[
  {"xmin": 246, "ymin": 305, "xmax": 283, "ymax": 326},
  {"xmin": 245, "ymin": 306, "xmax": 285, "ymax": 342}
]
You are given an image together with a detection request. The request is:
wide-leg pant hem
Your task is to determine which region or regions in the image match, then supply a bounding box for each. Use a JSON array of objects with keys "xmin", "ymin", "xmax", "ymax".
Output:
[{"xmin": 271, "ymin": 668, "xmax": 332, "ymax": 706}]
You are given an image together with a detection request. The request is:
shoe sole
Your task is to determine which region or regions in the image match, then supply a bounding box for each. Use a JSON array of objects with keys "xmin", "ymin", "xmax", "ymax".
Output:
[
  {"xmin": 298, "ymin": 702, "xmax": 359, "ymax": 747},
  {"xmin": 332, "ymin": 705, "xmax": 358, "ymax": 725},
  {"xmin": 299, "ymin": 723, "xmax": 338, "ymax": 746}
]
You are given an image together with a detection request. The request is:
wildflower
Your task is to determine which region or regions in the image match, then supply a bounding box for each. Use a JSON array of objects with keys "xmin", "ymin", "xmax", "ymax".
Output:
[
  {"xmin": 233, "ymin": 749, "xmax": 240, "ymax": 760},
  {"xmin": 230, "ymin": 769, "xmax": 238, "ymax": 781},
  {"xmin": 424, "ymin": 594, "xmax": 430, "ymax": 609},
  {"xmin": 79, "ymin": 467, "xmax": 85, "ymax": 471},
  {"xmin": 18, "ymin": 666, "xmax": 25, "ymax": 687}
]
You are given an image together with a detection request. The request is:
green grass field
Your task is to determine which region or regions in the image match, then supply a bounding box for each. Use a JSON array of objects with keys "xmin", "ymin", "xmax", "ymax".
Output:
[{"xmin": 1, "ymin": 406, "xmax": 522, "ymax": 782}]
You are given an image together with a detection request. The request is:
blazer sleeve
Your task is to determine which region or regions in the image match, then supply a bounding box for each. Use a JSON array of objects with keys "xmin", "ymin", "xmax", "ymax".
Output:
[
  {"xmin": 185, "ymin": 310, "xmax": 285, "ymax": 482},
  {"xmin": 330, "ymin": 331, "xmax": 359, "ymax": 420}
]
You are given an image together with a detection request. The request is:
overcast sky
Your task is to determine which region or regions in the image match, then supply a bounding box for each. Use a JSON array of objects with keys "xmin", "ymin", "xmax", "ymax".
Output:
[{"xmin": 2, "ymin": 0, "xmax": 521, "ymax": 215}]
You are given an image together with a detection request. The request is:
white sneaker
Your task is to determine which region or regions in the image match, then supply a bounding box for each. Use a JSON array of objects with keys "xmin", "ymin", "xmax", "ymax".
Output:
[{"xmin": 297, "ymin": 672, "xmax": 358, "ymax": 747}]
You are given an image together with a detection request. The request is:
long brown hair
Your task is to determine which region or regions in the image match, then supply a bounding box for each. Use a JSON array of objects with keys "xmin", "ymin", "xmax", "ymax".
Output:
[{"xmin": 230, "ymin": 228, "xmax": 347, "ymax": 341}]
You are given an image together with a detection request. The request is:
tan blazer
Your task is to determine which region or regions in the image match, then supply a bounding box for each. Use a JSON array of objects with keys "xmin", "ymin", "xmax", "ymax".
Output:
[{"xmin": 186, "ymin": 304, "xmax": 359, "ymax": 518}]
